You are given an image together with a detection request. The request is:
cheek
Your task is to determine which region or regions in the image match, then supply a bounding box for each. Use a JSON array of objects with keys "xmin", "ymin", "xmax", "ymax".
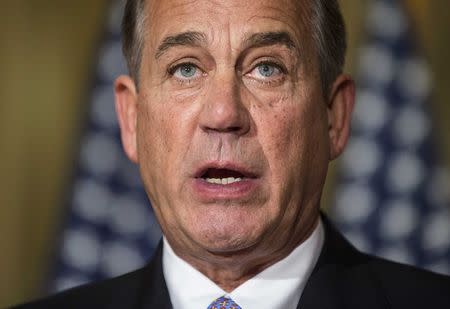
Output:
[
  {"xmin": 136, "ymin": 91, "xmax": 200, "ymax": 187},
  {"xmin": 137, "ymin": 89, "xmax": 180, "ymax": 156},
  {"xmin": 136, "ymin": 100, "xmax": 177, "ymax": 191},
  {"xmin": 258, "ymin": 95, "xmax": 328, "ymax": 181}
]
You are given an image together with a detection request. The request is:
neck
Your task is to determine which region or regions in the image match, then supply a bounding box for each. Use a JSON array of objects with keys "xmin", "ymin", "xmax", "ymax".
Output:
[{"xmin": 167, "ymin": 215, "xmax": 320, "ymax": 292}]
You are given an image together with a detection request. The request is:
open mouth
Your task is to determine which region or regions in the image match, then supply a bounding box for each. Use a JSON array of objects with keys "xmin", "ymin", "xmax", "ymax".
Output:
[
  {"xmin": 199, "ymin": 168, "xmax": 253, "ymax": 185},
  {"xmin": 192, "ymin": 164, "xmax": 260, "ymax": 199}
]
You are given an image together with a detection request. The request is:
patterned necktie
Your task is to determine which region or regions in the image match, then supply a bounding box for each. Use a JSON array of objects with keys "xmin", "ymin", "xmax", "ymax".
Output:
[{"xmin": 207, "ymin": 296, "xmax": 242, "ymax": 309}]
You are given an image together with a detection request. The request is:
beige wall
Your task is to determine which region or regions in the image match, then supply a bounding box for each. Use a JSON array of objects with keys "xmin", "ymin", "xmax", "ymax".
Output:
[
  {"xmin": 0, "ymin": 0, "xmax": 108, "ymax": 306},
  {"xmin": 0, "ymin": 0, "xmax": 449, "ymax": 307}
]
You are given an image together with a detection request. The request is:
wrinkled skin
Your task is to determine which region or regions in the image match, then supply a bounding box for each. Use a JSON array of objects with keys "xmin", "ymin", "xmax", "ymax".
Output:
[{"xmin": 115, "ymin": 0, "xmax": 354, "ymax": 291}]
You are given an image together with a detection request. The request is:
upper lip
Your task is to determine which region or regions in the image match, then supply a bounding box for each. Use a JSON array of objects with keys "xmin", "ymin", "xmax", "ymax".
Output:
[{"xmin": 193, "ymin": 161, "xmax": 259, "ymax": 179}]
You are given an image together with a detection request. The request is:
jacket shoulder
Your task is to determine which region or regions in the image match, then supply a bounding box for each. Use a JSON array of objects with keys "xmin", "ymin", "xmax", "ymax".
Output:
[
  {"xmin": 366, "ymin": 255, "xmax": 450, "ymax": 308},
  {"xmin": 311, "ymin": 216, "xmax": 450, "ymax": 308},
  {"xmin": 11, "ymin": 267, "xmax": 146, "ymax": 309},
  {"xmin": 11, "ymin": 242, "xmax": 170, "ymax": 309}
]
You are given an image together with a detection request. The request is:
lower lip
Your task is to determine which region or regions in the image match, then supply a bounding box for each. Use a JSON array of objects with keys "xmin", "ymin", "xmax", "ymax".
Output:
[{"xmin": 191, "ymin": 178, "xmax": 260, "ymax": 201}]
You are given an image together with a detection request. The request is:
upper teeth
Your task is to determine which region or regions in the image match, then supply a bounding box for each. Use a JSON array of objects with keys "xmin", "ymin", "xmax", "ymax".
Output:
[{"xmin": 205, "ymin": 177, "xmax": 242, "ymax": 185}]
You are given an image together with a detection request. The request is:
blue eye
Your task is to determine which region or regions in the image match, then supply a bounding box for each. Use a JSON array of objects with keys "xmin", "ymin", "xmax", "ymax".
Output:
[
  {"xmin": 257, "ymin": 64, "xmax": 275, "ymax": 77},
  {"xmin": 169, "ymin": 62, "xmax": 205, "ymax": 85},
  {"xmin": 245, "ymin": 61, "xmax": 286, "ymax": 86},
  {"xmin": 178, "ymin": 64, "xmax": 197, "ymax": 77}
]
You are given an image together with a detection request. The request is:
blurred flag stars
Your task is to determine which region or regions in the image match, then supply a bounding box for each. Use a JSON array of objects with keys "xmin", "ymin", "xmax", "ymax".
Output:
[
  {"xmin": 331, "ymin": 0, "xmax": 450, "ymax": 275},
  {"xmin": 49, "ymin": 0, "xmax": 161, "ymax": 293}
]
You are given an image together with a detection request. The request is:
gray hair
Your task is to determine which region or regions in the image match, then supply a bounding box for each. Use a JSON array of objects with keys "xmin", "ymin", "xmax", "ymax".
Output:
[
  {"xmin": 122, "ymin": 0, "xmax": 147, "ymax": 84},
  {"xmin": 121, "ymin": 0, "xmax": 347, "ymax": 94}
]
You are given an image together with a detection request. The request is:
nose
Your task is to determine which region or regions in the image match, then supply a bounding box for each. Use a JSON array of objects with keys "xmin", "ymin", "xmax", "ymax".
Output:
[{"xmin": 198, "ymin": 73, "xmax": 250, "ymax": 135}]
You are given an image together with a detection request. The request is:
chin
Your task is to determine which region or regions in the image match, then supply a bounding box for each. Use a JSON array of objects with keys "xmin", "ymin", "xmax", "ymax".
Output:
[
  {"xmin": 189, "ymin": 220, "xmax": 264, "ymax": 254},
  {"xmin": 171, "ymin": 197, "xmax": 274, "ymax": 254}
]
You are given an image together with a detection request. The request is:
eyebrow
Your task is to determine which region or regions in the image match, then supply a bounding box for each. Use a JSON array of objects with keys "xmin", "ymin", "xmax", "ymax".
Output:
[
  {"xmin": 155, "ymin": 31, "xmax": 207, "ymax": 59},
  {"xmin": 242, "ymin": 31, "xmax": 297, "ymax": 51},
  {"xmin": 154, "ymin": 30, "xmax": 298, "ymax": 60}
]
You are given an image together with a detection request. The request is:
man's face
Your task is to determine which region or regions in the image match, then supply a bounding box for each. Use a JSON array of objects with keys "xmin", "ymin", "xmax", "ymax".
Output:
[{"xmin": 116, "ymin": 0, "xmax": 353, "ymax": 262}]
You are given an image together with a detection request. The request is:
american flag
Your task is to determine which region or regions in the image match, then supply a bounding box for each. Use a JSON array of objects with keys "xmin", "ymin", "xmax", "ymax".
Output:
[
  {"xmin": 48, "ymin": 0, "xmax": 161, "ymax": 293},
  {"xmin": 331, "ymin": 0, "xmax": 450, "ymax": 275}
]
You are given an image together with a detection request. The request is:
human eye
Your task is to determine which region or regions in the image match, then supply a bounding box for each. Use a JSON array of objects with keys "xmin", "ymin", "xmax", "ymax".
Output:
[
  {"xmin": 246, "ymin": 61, "xmax": 286, "ymax": 85},
  {"xmin": 168, "ymin": 62, "xmax": 204, "ymax": 84}
]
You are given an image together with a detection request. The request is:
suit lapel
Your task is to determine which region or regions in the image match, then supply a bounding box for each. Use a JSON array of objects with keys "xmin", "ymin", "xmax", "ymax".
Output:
[
  {"xmin": 297, "ymin": 215, "xmax": 390, "ymax": 309},
  {"xmin": 135, "ymin": 242, "xmax": 173, "ymax": 309},
  {"xmin": 136, "ymin": 217, "xmax": 390, "ymax": 309}
]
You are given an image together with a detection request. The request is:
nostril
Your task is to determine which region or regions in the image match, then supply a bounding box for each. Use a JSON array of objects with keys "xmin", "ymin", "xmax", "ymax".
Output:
[
  {"xmin": 198, "ymin": 93, "xmax": 250, "ymax": 135},
  {"xmin": 225, "ymin": 126, "xmax": 242, "ymax": 132},
  {"xmin": 201, "ymin": 125, "xmax": 245, "ymax": 134}
]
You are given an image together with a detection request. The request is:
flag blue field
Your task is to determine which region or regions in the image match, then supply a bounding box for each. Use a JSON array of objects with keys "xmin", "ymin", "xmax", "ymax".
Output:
[
  {"xmin": 331, "ymin": 0, "xmax": 450, "ymax": 275},
  {"xmin": 49, "ymin": 0, "xmax": 161, "ymax": 293}
]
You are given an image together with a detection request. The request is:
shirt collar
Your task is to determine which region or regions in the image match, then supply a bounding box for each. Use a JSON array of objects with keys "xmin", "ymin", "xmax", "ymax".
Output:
[{"xmin": 163, "ymin": 219, "xmax": 324, "ymax": 309}]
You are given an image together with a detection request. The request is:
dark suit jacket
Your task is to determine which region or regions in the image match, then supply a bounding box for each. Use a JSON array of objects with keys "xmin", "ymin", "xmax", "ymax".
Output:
[{"xmin": 12, "ymin": 217, "xmax": 450, "ymax": 308}]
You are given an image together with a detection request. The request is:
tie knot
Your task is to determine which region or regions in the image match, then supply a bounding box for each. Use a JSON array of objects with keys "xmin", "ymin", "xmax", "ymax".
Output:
[{"xmin": 207, "ymin": 296, "xmax": 242, "ymax": 309}]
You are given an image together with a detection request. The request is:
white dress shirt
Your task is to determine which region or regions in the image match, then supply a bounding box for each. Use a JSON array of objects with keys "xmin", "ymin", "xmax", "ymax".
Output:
[{"xmin": 163, "ymin": 219, "xmax": 324, "ymax": 309}]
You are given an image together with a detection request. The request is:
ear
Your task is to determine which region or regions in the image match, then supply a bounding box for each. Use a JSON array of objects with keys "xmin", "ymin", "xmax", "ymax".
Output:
[
  {"xmin": 115, "ymin": 75, "xmax": 139, "ymax": 163},
  {"xmin": 327, "ymin": 74, "xmax": 355, "ymax": 160}
]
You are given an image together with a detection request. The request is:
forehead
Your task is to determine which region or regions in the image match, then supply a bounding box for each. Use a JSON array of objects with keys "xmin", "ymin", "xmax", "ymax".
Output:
[{"xmin": 145, "ymin": 0, "xmax": 312, "ymax": 49}]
